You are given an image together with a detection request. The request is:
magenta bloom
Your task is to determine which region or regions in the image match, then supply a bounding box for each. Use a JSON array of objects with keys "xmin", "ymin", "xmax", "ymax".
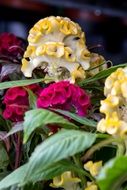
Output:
[
  {"xmin": 3, "ymin": 84, "xmax": 41, "ymax": 122},
  {"xmin": 0, "ymin": 33, "xmax": 26, "ymax": 63},
  {"xmin": 37, "ymin": 81, "xmax": 90, "ymax": 117}
]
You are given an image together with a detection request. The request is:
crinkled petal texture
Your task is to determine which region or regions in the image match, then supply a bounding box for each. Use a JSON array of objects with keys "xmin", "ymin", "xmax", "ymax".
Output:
[
  {"xmin": 37, "ymin": 81, "xmax": 90, "ymax": 117},
  {"xmin": 0, "ymin": 33, "xmax": 25, "ymax": 61},
  {"xmin": 21, "ymin": 16, "xmax": 91, "ymax": 83},
  {"xmin": 3, "ymin": 84, "xmax": 41, "ymax": 122},
  {"xmin": 50, "ymin": 171, "xmax": 81, "ymax": 190},
  {"xmin": 84, "ymin": 161, "xmax": 102, "ymax": 177},
  {"xmin": 84, "ymin": 182, "xmax": 98, "ymax": 190},
  {"xmin": 97, "ymin": 67, "xmax": 127, "ymax": 137},
  {"xmin": 21, "ymin": 16, "xmax": 106, "ymax": 83}
]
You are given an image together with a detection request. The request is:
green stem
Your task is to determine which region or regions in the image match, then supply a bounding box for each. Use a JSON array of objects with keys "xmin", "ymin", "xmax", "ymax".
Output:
[
  {"xmin": 116, "ymin": 141, "xmax": 126, "ymax": 156},
  {"xmin": 73, "ymin": 155, "xmax": 87, "ymax": 189},
  {"xmin": 77, "ymin": 168, "xmax": 95, "ymax": 181},
  {"xmin": 82, "ymin": 137, "xmax": 125, "ymax": 162}
]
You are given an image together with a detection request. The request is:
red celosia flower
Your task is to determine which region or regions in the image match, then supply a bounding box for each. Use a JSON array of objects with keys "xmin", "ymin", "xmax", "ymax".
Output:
[
  {"xmin": 0, "ymin": 33, "xmax": 26, "ymax": 63},
  {"xmin": 37, "ymin": 81, "xmax": 90, "ymax": 117},
  {"xmin": 3, "ymin": 84, "xmax": 41, "ymax": 122}
]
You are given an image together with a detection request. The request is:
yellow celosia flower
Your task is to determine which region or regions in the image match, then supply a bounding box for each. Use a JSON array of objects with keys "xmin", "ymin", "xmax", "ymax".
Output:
[
  {"xmin": 21, "ymin": 16, "xmax": 105, "ymax": 83},
  {"xmin": 121, "ymin": 82, "xmax": 127, "ymax": 98},
  {"xmin": 98, "ymin": 112, "xmax": 127, "ymax": 136},
  {"xmin": 24, "ymin": 46, "xmax": 35, "ymax": 57},
  {"xmin": 21, "ymin": 58, "xmax": 35, "ymax": 78},
  {"xmin": 21, "ymin": 58, "xmax": 29, "ymax": 72},
  {"xmin": 97, "ymin": 118, "xmax": 107, "ymax": 133},
  {"xmin": 35, "ymin": 44, "xmax": 46, "ymax": 56},
  {"xmin": 88, "ymin": 53, "xmax": 106, "ymax": 76},
  {"xmin": 39, "ymin": 19, "xmax": 52, "ymax": 34},
  {"xmin": 45, "ymin": 42, "xmax": 64, "ymax": 58},
  {"xmin": 28, "ymin": 33, "xmax": 42, "ymax": 44},
  {"xmin": 98, "ymin": 67, "xmax": 127, "ymax": 136},
  {"xmin": 100, "ymin": 95, "xmax": 119, "ymax": 115},
  {"xmin": 84, "ymin": 161, "xmax": 102, "ymax": 177},
  {"xmin": 21, "ymin": 16, "xmax": 91, "ymax": 83},
  {"xmin": 80, "ymin": 49, "xmax": 90, "ymax": 60},
  {"xmin": 84, "ymin": 182, "xmax": 98, "ymax": 190},
  {"xmin": 97, "ymin": 112, "xmax": 120, "ymax": 135},
  {"xmin": 64, "ymin": 47, "xmax": 76, "ymax": 62},
  {"xmin": 119, "ymin": 121, "xmax": 127, "ymax": 136},
  {"xmin": 104, "ymin": 68, "xmax": 125, "ymax": 96},
  {"xmin": 71, "ymin": 67, "xmax": 86, "ymax": 83},
  {"xmin": 60, "ymin": 19, "xmax": 78, "ymax": 35},
  {"xmin": 50, "ymin": 171, "xmax": 81, "ymax": 190}
]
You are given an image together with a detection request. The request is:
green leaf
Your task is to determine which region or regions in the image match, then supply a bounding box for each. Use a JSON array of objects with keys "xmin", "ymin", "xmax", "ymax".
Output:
[
  {"xmin": 97, "ymin": 156, "xmax": 127, "ymax": 190},
  {"xmin": 0, "ymin": 130, "xmax": 96, "ymax": 188},
  {"xmin": 4, "ymin": 122, "xmax": 23, "ymax": 138},
  {"xmin": 23, "ymin": 183, "xmax": 43, "ymax": 190},
  {"xmin": 22, "ymin": 129, "xmax": 96, "ymax": 184},
  {"xmin": 0, "ymin": 116, "xmax": 9, "ymax": 131},
  {"xmin": 0, "ymin": 78, "xmax": 45, "ymax": 90},
  {"xmin": 0, "ymin": 171, "xmax": 10, "ymax": 181},
  {"xmin": 79, "ymin": 63, "xmax": 127, "ymax": 86},
  {"xmin": 23, "ymin": 109, "xmax": 78, "ymax": 143},
  {"xmin": 0, "ymin": 116, "xmax": 6, "ymax": 127},
  {"xmin": 0, "ymin": 164, "xmax": 27, "ymax": 189},
  {"xmin": 23, "ymin": 159, "xmax": 85, "ymax": 183},
  {"xmin": 25, "ymin": 89, "xmax": 37, "ymax": 109},
  {"xmin": 0, "ymin": 143, "xmax": 9, "ymax": 170},
  {"xmin": 55, "ymin": 109, "xmax": 97, "ymax": 127},
  {"xmin": 0, "ymin": 159, "xmax": 84, "ymax": 189}
]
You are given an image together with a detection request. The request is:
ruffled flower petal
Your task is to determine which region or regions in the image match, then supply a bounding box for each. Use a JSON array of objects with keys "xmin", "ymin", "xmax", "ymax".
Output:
[
  {"xmin": 98, "ymin": 67, "xmax": 127, "ymax": 136},
  {"xmin": 3, "ymin": 84, "xmax": 41, "ymax": 122}
]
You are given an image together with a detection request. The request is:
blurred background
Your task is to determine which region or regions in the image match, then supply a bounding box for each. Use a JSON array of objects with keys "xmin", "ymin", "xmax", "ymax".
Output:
[{"xmin": 0, "ymin": 0, "xmax": 127, "ymax": 64}]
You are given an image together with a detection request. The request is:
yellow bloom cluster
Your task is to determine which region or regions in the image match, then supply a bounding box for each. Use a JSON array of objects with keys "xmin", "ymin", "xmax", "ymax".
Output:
[
  {"xmin": 21, "ymin": 16, "xmax": 105, "ymax": 83},
  {"xmin": 50, "ymin": 171, "xmax": 81, "ymax": 190},
  {"xmin": 87, "ymin": 53, "xmax": 106, "ymax": 76},
  {"xmin": 97, "ymin": 67, "xmax": 127, "ymax": 136},
  {"xmin": 84, "ymin": 182, "xmax": 98, "ymax": 190},
  {"xmin": 84, "ymin": 160, "xmax": 102, "ymax": 177}
]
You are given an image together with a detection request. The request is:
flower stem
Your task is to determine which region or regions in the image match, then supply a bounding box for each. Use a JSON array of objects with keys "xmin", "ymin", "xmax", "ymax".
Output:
[
  {"xmin": 73, "ymin": 155, "xmax": 87, "ymax": 189},
  {"xmin": 81, "ymin": 137, "xmax": 125, "ymax": 162},
  {"xmin": 116, "ymin": 141, "xmax": 126, "ymax": 156},
  {"xmin": 15, "ymin": 133, "xmax": 22, "ymax": 169}
]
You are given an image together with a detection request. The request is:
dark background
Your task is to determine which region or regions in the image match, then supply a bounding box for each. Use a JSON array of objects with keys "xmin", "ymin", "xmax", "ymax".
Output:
[{"xmin": 0, "ymin": 0, "xmax": 127, "ymax": 65}]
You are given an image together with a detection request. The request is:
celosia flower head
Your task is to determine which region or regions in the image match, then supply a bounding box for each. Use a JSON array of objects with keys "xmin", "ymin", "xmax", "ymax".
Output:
[
  {"xmin": 84, "ymin": 182, "xmax": 98, "ymax": 190},
  {"xmin": 37, "ymin": 81, "xmax": 90, "ymax": 117},
  {"xmin": 84, "ymin": 160, "xmax": 102, "ymax": 177},
  {"xmin": 97, "ymin": 67, "xmax": 127, "ymax": 136},
  {"xmin": 21, "ymin": 16, "xmax": 91, "ymax": 83},
  {"xmin": 50, "ymin": 171, "xmax": 81, "ymax": 190},
  {"xmin": 3, "ymin": 84, "xmax": 41, "ymax": 122},
  {"xmin": 0, "ymin": 33, "xmax": 26, "ymax": 63},
  {"xmin": 88, "ymin": 53, "xmax": 106, "ymax": 76}
]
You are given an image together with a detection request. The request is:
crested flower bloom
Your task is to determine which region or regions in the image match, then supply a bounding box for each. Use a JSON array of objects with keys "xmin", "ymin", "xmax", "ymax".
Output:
[
  {"xmin": 0, "ymin": 33, "xmax": 26, "ymax": 63},
  {"xmin": 3, "ymin": 84, "xmax": 41, "ymax": 122},
  {"xmin": 37, "ymin": 81, "xmax": 90, "ymax": 117},
  {"xmin": 50, "ymin": 171, "xmax": 81, "ymax": 190},
  {"xmin": 84, "ymin": 182, "xmax": 98, "ymax": 190},
  {"xmin": 21, "ymin": 16, "xmax": 92, "ymax": 83},
  {"xmin": 21, "ymin": 16, "xmax": 106, "ymax": 83},
  {"xmin": 84, "ymin": 161, "xmax": 102, "ymax": 177},
  {"xmin": 97, "ymin": 67, "xmax": 127, "ymax": 136},
  {"xmin": 87, "ymin": 53, "xmax": 106, "ymax": 76}
]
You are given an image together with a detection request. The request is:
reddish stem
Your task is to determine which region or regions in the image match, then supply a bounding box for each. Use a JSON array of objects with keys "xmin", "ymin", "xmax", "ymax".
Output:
[{"xmin": 14, "ymin": 133, "xmax": 22, "ymax": 169}]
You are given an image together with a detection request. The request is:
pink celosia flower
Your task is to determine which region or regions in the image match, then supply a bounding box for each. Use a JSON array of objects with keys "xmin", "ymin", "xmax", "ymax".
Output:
[
  {"xmin": 37, "ymin": 81, "xmax": 90, "ymax": 117},
  {"xmin": 0, "ymin": 33, "xmax": 26, "ymax": 63},
  {"xmin": 3, "ymin": 84, "xmax": 41, "ymax": 122}
]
